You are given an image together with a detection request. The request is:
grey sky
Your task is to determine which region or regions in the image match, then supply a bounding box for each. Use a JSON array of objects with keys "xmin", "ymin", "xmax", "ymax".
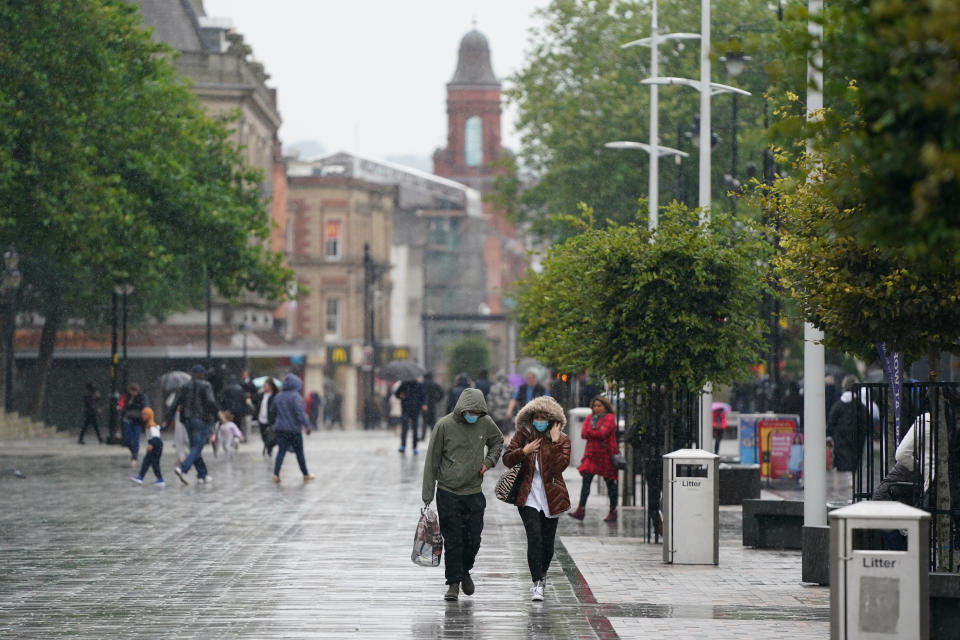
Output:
[{"xmin": 202, "ymin": 0, "xmax": 551, "ymax": 161}]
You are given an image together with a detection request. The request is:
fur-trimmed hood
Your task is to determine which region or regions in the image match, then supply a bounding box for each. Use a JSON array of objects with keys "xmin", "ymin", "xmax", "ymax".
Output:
[{"xmin": 515, "ymin": 395, "xmax": 566, "ymax": 434}]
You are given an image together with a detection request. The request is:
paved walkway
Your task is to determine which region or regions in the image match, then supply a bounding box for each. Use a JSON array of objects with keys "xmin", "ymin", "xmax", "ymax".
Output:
[{"xmin": 0, "ymin": 429, "xmax": 829, "ymax": 639}]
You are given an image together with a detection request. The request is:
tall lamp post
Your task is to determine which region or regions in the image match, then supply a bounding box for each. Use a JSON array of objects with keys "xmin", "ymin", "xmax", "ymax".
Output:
[
  {"xmin": 608, "ymin": 0, "xmax": 699, "ymax": 230},
  {"xmin": 114, "ymin": 282, "xmax": 134, "ymax": 391},
  {"xmin": 1, "ymin": 247, "xmax": 21, "ymax": 413},
  {"xmin": 641, "ymin": 0, "xmax": 750, "ymax": 448},
  {"xmin": 719, "ymin": 45, "xmax": 751, "ymax": 213},
  {"xmin": 363, "ymin": 243, "xmax": 376, "ymax": 430}
]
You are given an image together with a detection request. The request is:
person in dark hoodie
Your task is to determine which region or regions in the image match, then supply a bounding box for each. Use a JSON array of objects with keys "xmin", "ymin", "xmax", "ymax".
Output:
[
  {"xmin": 422, "ymin": 388, "xmax": 504, "ymax": 601},
  {"xmin": 270, "ymin": 373, "xmax": 317, "ymax": 484}
]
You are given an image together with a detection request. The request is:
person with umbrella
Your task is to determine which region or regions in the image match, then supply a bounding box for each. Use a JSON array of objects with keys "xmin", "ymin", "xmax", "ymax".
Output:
[
  {"xmin": 167, "ymin": 364, "xmax": 219, "ymax": 485},
  {"xmin": 395, "ymin": 377, "xmax": 427, "ymax": 454}
]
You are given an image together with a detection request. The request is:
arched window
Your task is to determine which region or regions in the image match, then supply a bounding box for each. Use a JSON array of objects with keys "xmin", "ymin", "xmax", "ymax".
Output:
[{"xmin": 464, "ymin": 116, "xmax": 482, "ymax": 166}]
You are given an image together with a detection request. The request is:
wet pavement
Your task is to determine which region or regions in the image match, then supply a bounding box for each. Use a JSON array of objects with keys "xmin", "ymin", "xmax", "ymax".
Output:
[{"xmin": 0, "ymin": 430, "xmax": 829, "ymax": 638}]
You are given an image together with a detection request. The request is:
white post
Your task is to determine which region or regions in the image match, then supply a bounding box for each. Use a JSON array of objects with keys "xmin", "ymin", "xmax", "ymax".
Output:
[
  {"xmin": 698, "ymin": 0, "xmax": 713, "ymax": 450},
  {"xmin": 648, "ymin": 0, "xmax": 660, "ymax": 230},
  {"xmin": 803, "ymin": 0, "xmax": 827, "ymax": 528}
]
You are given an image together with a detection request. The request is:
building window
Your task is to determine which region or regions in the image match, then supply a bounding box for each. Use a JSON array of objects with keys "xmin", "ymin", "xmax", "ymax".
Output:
[
  {"xmin": 464, "ymin": 116, "xmax": 482, "ymax": 167},
  {"xmin": 325, "ymin": 298, "xmax": 341, "ymax": 336},
  {"xmin": 325, "ymin": 220, "xmax": 341, "ymax": 259}
]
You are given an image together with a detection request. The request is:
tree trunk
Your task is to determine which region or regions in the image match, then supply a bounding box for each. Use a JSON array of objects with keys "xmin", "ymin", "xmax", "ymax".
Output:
[
  {"xmin": 928, "ymin": 347, "xmax": 953, "ymax": 572},
  {"xmin": 30, "ymin": 305, "xmax": 62, "ymax": 421}
]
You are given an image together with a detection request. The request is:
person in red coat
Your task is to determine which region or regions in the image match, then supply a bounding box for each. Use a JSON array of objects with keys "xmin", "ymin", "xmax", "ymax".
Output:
[{"xmin": 570, "ymin": 395, "xmax": 619, "ymax": 522}]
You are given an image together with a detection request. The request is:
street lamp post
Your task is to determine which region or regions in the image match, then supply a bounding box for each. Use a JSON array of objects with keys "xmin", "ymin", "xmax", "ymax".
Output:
[
  {"xmin": 363, "ymin": 243, "xmax": 376, "ymax": 430},
  {"xmin": 114, "ymin": 282, "xmax": 134, "ymax": 392},
  {"xmin": 1, "ymin": 247, "xmax": 22, "ymax": 413},
  {"xmin": 609, "ymin": 0, "xmax": 698, "ymax": 230},
  {"xmin": 720, "ymin": 45, "xmax": 752, "ymax": 214},
  {"xmin": 641, "ymin": 0, "xmax": 750, "ymax": 448}
]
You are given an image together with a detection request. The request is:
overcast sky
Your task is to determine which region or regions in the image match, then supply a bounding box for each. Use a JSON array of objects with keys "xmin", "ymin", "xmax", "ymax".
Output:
[{"xmin": 202, "ymin": 0, "xmax": 551, "ymax": 163}]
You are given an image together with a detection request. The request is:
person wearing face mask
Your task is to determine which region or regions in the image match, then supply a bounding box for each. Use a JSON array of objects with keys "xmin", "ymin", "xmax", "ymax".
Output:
[
  {"xmin": 422, "ymin": 388, "xmax": 504, "ymax": 601},
  {"xmin": 501, "ymin": 395, "xmax": 571, "ymax": 602}
]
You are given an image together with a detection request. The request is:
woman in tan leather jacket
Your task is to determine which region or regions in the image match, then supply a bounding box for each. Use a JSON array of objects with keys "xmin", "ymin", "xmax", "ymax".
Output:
[{"xmin": 502, "ymin": 395, "xmax": 571, "ymax": 601}]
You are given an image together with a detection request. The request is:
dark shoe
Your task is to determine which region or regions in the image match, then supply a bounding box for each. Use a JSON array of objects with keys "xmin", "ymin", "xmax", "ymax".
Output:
[
  {"xmin": 461, "ymin": 573, "xmax": 475, "ymax": 596},
  {"xmin": 78, "ymin": 440, "xmax": 85, "ymax": 445},
  {"xmin": 444, "ymin": 583, "xmax": 459, "ymax": 601},
  {"xmin": 569, "ymin": 506, "xmax": 585, "ymax": 521},
  {"xmin": 603, "ymin": 508, "xmax": 618, "ymax": 523}
]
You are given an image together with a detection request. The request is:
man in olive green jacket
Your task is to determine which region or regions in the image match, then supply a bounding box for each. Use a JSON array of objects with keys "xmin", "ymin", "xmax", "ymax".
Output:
[{"xmin": 422, "ymin": 388, "xmax": 504, "ymax": 601}]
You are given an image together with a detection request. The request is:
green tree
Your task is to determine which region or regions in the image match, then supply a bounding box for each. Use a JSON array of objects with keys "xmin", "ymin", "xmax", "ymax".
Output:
[
  {"xmin": 515, "ymin": 203, "xmax": 768, "ymax": 441},
  {"xmin": 503, "ymin": 0, "xmax": 788, "ymax": 240},
  {"xmin": 0, "ymin": 1, "xmax": 293, "ymax": 415},
  {"xmin": 446, "ymin": 335, "xmax": 492, "ymax": 382}
]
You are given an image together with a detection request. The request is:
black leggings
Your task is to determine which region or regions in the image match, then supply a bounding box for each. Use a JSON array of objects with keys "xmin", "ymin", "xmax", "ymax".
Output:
[
  {"xmin": 518, "ymin": 506, "xmax": 559, "ymax": 583},
  {"xmin": 578, "ymin": 472, "xmax": 618, "ymax": 510}
]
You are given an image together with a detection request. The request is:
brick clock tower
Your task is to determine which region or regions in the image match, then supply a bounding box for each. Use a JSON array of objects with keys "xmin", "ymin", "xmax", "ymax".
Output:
[{"xmin": 433, "ymin": 28, "xmax": 502, "ymax": 193}]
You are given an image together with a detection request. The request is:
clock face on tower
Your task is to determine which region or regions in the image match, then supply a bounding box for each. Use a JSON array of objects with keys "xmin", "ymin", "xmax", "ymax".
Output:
[{"xmin": 464, "ymin": 116, "xmax": 483, "ymax": 167}]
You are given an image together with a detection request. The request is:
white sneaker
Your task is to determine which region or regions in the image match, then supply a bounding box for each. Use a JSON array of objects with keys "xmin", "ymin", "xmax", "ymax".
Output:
[
  {"xmin": 531, "ymin": 580, "xmax": 544, "ymax": 601},
  {"xmin": 173, "ymin": 467, "xmax": 189, "ymax": 485}
]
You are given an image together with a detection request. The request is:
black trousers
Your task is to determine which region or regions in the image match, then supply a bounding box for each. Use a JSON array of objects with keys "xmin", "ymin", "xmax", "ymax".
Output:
[
  {"xmin": 436, "ymin": 489, "xmax": 486, "ymax": 585},
  {"xmin": 578, "ymin": 472, "xmax": 618, "ymax": 511},
  {"xmin": 79, "ymin": 413, "xmax": 102, "ymax": 443},
  {"xmin": 518, "ymin": 505, "xmax": 559, "ymax": 583}
]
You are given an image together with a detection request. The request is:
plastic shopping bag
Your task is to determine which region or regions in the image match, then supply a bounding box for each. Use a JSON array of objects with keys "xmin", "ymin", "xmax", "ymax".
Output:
[{"xmin": 411, "ymin": 506, "xmax": 443, "ymax": 567}]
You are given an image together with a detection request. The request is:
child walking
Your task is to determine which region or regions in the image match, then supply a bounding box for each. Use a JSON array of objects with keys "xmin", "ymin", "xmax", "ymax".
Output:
[
  {"xmin": 216, "ymin": 410, "xmax": 244, "ymax": 460},
  {"xmin": 131, "ymin": 408, "xmax": 165, "ymax": 487}
]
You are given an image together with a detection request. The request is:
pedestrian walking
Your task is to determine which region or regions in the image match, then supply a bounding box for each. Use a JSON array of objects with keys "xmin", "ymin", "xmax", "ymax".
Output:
[
  {"xmin": 474, "ymin": 369, "xmax": 491, "ymax": 399},
  {"xmin": 130, "ymin": 407, "xmax": 165, "ymax": 487},
  {"xmin": 502, "ymin": 396, "xmax": 571, "ymax": 602},
  {"xmin": 213, "ymin": 410, "xmax": 244, "ymax": 460},
  {"xmin": 505, "ymin": 369, "xmax": 549, "ymax": 420},
  {"xmin": 569, "ymin": 395, "xmax": 619, "ymax": 523},
  {"xmin": 420, "ymin": 372, "xmax": 444, "ymax": 440},
  {"xmin": 826, "ymin": 375, "xmax": 867, "ymax": 472},
  {"xmin": 486, "ymin": 372, "xmax": 512, "ymax": 429},
  {"xmin": 255, "ymin": 377, "xmax": 278, "ymax": 456},
  {"xmin": 307, "ymin": 390, "xmax": 322, "ymax": 431},
  {"xmin": 269, "ymin": 373, "xmax": 317, "ymax": 484},
  {"xmin": 395, "ymin": 378, "xmax": 427, "ymax": 454},
  {"xmin": 120, "ymin": 383, "xmax": 147, "ymax": 467},
  {"xmin": 78, "ymin": 382, "xmax": 102, "ymax": 444},
  {"xmin": 421, "ymin": 388, "xmax": 504, "ymax": 601},
  {"xmin": 444, "ymin": 372, "xmax": 472, "ymax": 414},
  {"xmin": 167, "ymin": 364, "xmax": 219, "ymax": 486}
]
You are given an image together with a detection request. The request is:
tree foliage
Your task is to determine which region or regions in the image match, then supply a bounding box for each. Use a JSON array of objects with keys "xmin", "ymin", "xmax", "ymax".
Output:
[
  {"xmin": 0, "ymin": 0, "xmax": 294, "ymax": 413},
  {"xmin": 515, "ymin": 203, "xmax": 769, "ymax": 391},
  {"xmin": 445, "ymin": 335, "xmax": 492, "ymax": 382},
  {"xmin": 770, "ymin": 166, "xmax": 960, "ymax": 362},
  {"xmin": 776, "ymin": 1, "xmax": 960, "ymax": 259},
  {"xmin": 503, "ymin": 0, "xmax": 791, "ymax": 241}
]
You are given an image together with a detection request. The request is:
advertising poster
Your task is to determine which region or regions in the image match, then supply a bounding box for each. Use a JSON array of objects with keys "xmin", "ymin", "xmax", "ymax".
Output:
[
  {"xmin": 738, "ymin": 415, "xmax": 760, "ymax": 464},
  {"xmin": 768, "ymin": 430, "xmax": 796, "ymax": 479},
  {"xmin": 758, "ymin": 417, "xmax": 799, "ymax": 479}
]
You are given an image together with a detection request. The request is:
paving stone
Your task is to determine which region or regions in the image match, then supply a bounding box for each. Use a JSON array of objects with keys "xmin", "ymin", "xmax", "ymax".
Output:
[{"xmin": 0, "ymin": 430, "xmax": 830, "ymax": 638}]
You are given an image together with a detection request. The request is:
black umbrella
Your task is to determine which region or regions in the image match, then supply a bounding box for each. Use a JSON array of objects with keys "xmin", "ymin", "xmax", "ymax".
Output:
[{"xmin": 379, "ymin": 359, "xmax": 425, "ymax": 382}]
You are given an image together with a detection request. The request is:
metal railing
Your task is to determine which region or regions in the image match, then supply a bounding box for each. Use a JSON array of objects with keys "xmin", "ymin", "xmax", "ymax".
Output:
[{"xmin": 852, "ymin": 382, "xmax": 960, "ymax": 572}]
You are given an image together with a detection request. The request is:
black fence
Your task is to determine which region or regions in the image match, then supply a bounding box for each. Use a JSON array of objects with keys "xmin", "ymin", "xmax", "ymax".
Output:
[
  {"xmin": 615, "ymin": 385, "xmax": 702, "ymax": 543},
  {"xmin": 852, "ymin": 382, "xmax": 960, "ymax": 572}
]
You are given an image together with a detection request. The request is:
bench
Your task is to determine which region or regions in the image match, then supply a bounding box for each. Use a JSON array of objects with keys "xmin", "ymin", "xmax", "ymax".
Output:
[
  {"xmin": 718, "ymin": 463, "xmax": 760, "ymax": 505},
  {"xmin": 742, "ymin": 499, "xmax": 804, "ymax": 549}
]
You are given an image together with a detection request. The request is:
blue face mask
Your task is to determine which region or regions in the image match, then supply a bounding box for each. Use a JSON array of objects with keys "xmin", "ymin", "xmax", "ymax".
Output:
[
  {"xmin": 463, "ymin": 413, "xmax": 479, "ymax": 424},
  {"xmin": 532, "ymin": 420, "xmax": 549, "ymax": 432}
]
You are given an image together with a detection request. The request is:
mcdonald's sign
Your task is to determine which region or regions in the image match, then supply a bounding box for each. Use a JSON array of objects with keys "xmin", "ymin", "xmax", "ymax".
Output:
[{"xmin": 327, "ymin": 345, "xmax": 351, "ymax": 365}]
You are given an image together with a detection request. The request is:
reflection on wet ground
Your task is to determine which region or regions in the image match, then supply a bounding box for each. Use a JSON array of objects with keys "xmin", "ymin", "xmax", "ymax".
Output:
[{"xmin": 0, "ymin": 432, "xmax": 829, "ymax": 638}]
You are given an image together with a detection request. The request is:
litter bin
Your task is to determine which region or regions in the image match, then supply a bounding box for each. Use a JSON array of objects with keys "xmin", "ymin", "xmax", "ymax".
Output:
[
  {"xmin": 829, "ymin": 501, "xmax": 930, "ymax": 640},
  {"xmin": 662, "ymin": 448, "xmax": 719, "ymax": 565},
  {"xmin": 567, "ymin": 407, "xmax": 591, "ymax": 468}
]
